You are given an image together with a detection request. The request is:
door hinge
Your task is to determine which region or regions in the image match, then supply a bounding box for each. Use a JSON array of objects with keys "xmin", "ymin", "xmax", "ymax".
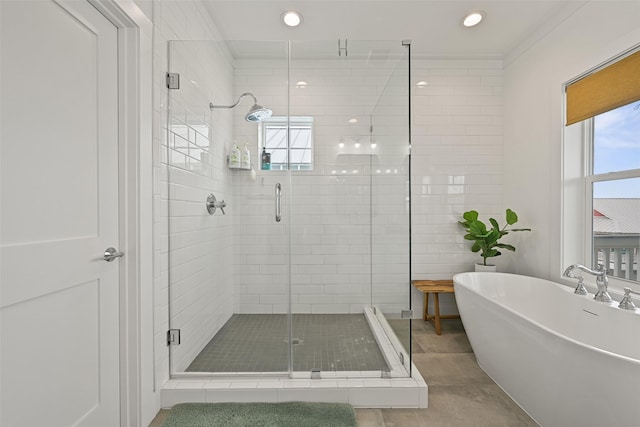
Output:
[
  {"xmin": 338, "ymin": 38, "xmax": 348, "ymax": 57},
  {"xmin": 401, "ymin": 309, "xmax": 413, "ymax": 319},
  {"xmin": 167, "ymin": 329, "xmax": 181, "ymax": 346},
  {"xmin": 166, "ymin": 72, "xmax": 180, "ymax": 89}
]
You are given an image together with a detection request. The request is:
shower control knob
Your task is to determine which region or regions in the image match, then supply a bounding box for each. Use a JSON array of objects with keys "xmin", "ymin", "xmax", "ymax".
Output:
[{"xmin": 206, "ymin": 194, "xmax": 227, "ymax": 215}]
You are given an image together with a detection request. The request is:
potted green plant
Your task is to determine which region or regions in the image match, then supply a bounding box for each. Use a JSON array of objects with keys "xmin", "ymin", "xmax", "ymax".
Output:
[{"xmin": 458, "ymin": 209, "xmax": 531, "ymax": 271}]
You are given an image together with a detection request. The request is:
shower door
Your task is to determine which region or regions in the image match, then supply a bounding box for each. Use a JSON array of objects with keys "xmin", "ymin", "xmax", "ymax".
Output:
[
  {"xmin": 165, "ymin": 40, "xmax": 291, "ymax": 375},
  {"xmin": 287, "ymin": 40, "xmax": 412, "ymax": 376},
  {"xmin": 370, "ymin": 41, "xmax": 412, "ymax": 373}
]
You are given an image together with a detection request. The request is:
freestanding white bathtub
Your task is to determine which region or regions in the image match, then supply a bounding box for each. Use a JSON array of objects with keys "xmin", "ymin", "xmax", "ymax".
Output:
[{"xmin": 453, "ymin": 272, "xmax": 640, "ymax": 427}]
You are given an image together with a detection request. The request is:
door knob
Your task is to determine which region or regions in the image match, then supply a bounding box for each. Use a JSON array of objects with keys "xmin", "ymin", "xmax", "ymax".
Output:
[{"xmin": 104, "ymin": 247, "xmax": 124, "ymax": 262}]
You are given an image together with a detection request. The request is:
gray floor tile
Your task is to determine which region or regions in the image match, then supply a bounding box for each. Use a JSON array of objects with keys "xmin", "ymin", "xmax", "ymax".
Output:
[
  {"xmin": 147, "ymin": 409, "xmax": 169, "ymax": 427},
  {"xmin": 410, "ymin": 337, "xmax": 425, "ymax": 354},
  {"xmin": 412, "ymin": 331, "xmax": 472, "ymax": 353},
  {"xmin": 417, "ymin": 318, "xmax": 467, "ymax": 334},
  {"xmin": 186, "ymin": 314, "xmax": 388, "ymax": 373},
  {"xmin": 355, "ymin": 408, "xmax": 386, "ymax": 427},
  {"xmin": 412, "ymin": 352, "xmax": 493, "ymax": 386},
  {"xmin": 405, "ymin": 384, "xmax": 538, "ymax": 427},
  {"xmin": 375, "ymin": 385, "xmax": 535, "ymax": 427}
]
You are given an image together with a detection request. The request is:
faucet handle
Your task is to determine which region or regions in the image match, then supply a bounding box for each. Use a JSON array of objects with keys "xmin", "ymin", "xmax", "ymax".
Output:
[
  {"xmin": 574, "ymin": 276, "xmax": 588, "ymax": 295},
  {"xmin": 206, "ymin": 194, "xmax": 227, "ymax": 215},
  {"xmin": 618, "ymin": 287, "xmax": 637, "ymax": 310},
  {"xmin": 217, "ymin": 200, "xmax": 226, "ymax": 215}
]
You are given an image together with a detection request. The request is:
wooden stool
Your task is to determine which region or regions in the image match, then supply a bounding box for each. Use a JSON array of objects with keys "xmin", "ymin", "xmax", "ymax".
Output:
[{"xmin": 411, "ymin": 279, "xmax": 460, "ymax": 335}]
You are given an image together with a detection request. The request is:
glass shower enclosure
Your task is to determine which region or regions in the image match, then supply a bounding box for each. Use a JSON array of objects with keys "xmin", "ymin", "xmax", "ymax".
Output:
[{"xmin": 164, "ymin": 39, "xmax": 411, "ymax": 380}]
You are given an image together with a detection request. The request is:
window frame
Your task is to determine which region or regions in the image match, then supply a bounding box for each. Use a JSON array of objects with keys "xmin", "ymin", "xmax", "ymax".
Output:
[
  {"xmin": 581, "ymin": 116, "xmax": 640, "ymax": 289},
  {"xmin": 259, "ymin": 116, "xmax": 314, "ymax": 171}
]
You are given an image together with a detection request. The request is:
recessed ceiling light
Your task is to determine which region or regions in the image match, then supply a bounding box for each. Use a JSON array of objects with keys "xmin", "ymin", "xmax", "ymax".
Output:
[
  {"xmin": 462, "ymin": 11, "xmax": 485, "ymax": 27},
  {"xmin": 348, "ymin": 118, "xmax": 358, "ymax": 123},
  {"xmin": 282, "ymin": 10, "xmax": 303, "ymax": 27},
  {"xmin": 416, "ymin": 81, "xmax": 428, "ymax": 88},
  {"xmin": 296, "ymin": 81, "xmax": 308, "ymax": 88}
]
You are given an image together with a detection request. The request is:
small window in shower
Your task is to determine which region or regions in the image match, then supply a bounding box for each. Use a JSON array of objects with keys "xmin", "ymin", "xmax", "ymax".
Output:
[{"xmin": 259, "ymin": 116, "xmax": 313, "ymax": 171}]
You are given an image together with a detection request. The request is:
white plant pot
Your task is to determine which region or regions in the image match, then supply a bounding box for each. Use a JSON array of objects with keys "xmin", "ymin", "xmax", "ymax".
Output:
[{"xmin": 475, "ymin": 263, "xmax": 497, "ymax": 272}]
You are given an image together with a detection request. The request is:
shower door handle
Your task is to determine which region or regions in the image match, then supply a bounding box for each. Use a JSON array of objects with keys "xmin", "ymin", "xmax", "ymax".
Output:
[{"xmin": 275, "ymin": 183, "xmax": 282, "ymax": 222}]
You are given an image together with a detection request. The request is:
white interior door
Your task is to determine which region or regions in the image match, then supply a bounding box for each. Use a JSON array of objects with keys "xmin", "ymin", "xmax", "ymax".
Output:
[{"xmin": 1, "ymin": 1, "xmax": 121, "ymax": 426}]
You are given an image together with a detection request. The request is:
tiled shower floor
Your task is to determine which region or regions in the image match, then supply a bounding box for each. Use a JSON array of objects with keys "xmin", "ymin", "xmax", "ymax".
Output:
[{"xmin": 186, "ymin": 314, "xmax": 389, "ymax": 373}]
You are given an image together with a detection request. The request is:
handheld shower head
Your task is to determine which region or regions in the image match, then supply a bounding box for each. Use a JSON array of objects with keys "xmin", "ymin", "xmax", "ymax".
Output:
[{"xmin": 209, "ymin": 92, "xmax": 272, "ymax": 122}]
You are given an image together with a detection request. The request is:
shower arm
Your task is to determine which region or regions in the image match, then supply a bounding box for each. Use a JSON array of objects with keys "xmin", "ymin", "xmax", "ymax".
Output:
[{"xmin": 209, "ymin": 92, "xmax": 257, "ymax": 110}]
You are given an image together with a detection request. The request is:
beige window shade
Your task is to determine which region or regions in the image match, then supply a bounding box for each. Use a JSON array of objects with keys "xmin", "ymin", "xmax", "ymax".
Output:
[{"xmin": 566, "ymin": 50, "xmax": 640, "ymax": 126}]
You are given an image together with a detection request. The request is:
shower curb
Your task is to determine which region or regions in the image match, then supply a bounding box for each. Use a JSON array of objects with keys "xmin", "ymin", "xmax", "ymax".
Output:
[
  {"xmin": 161, "ymin": 368, "xmax": 428, "ymax": 408},
  {"xmin": 162, "ymin": 307, "xmax": 427, "ymax": 408}
]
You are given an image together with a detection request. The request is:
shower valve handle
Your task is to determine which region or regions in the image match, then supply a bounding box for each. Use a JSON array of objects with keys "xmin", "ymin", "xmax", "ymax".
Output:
[{"xmin": 206, "ymin": 194, "xmax": 226, "ymax": 215}]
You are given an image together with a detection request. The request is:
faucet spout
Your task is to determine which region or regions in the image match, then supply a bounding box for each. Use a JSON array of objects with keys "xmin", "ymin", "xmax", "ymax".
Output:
[{"xmin": 563, "ymin": 264, "xmax": 612, "ymax": 302}]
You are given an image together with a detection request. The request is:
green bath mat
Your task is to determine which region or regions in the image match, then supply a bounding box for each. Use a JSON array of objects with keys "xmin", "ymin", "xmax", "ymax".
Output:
[{"xmin": 161, "ymin": 402, "xmax": 357, "ymax": 427}]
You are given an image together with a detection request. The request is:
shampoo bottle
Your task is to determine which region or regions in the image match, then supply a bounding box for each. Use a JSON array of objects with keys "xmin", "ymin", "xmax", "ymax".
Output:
[
  {"xmin": 229, "ymin": 143, "xmax": 241, "ymax": 168},
  {"xmin": 241, "ymin": 143, "xmax": 251, "ymax": 169}
]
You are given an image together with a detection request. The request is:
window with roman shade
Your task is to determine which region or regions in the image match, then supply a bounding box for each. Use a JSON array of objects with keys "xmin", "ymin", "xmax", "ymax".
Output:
[
  {"xmin": 563, "ymin": 46, "xmax": 640, "ymax": 287},
  {"xmin": 565, "ymin": 48, "xmax": 640, "ymax": 126}
]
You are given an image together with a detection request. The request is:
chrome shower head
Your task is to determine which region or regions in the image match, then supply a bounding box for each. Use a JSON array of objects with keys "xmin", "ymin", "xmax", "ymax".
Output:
[
  {"xmin": 209, "ymin": 92, "xmax": 272, "ymax": 122},
  {"xmin": 245, "ymin": 103, "xmax": 272, "ymax": 122}
]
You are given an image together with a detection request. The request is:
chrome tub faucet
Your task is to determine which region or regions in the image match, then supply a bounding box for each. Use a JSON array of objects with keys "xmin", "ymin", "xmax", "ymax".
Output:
[
  {"xmin": 619, "ymin": 287, "xmax": 640, "ymax": 310},
  {"xmin": 563, "ymin": 264, "xmax": 612, "ymax": 303}
]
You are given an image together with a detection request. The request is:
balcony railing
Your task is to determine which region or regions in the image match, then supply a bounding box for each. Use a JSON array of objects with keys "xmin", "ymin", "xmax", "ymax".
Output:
[{"xmin": 594, "ymin": 235, "xmax": 639, "ymax": 282}]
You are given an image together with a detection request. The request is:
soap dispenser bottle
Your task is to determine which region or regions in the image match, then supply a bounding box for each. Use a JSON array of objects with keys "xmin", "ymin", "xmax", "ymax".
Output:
[
  {"xmin": 241, "ymin": 143, "xmax": 251, "ymax": 169},
  {"xmin": 261, "ymin": 147, "xmax": 271, "ymax": 170},
  {"xmin": 229, "ymin": 142, "xmax": 241, "ymax": 168}
]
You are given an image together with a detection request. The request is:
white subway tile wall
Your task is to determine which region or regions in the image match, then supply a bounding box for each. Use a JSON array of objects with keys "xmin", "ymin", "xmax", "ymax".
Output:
[
  {"xmin": 151, "ymin": 1, "xmax": 504, "ymax": 380},
  {"xmin": 165, "ymin": 41, "xmax": 235, "ymax": 373},
  {"xmin": 411, "ymin": 60, "xmax": 504, "ymax": 314},
  {"xmin": 231, "ymin": 55, "xmax": 411, "ymax": 316},
  {"xmin": 411, "ymin": 60, "xmax": 503, "ymax": 273},
  {"xmin": 230, "ymin": 58, "xmax": 503, "ymax": 317},
  {"xmin": 151, "ymin": 2, "xmax": 234, "ymax": 381}
]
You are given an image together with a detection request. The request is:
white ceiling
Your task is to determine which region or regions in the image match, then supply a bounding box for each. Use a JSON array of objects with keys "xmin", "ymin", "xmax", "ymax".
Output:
[{"xmin": 202, "ymin": 0, "xmax": 587, "ymax": 60}]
